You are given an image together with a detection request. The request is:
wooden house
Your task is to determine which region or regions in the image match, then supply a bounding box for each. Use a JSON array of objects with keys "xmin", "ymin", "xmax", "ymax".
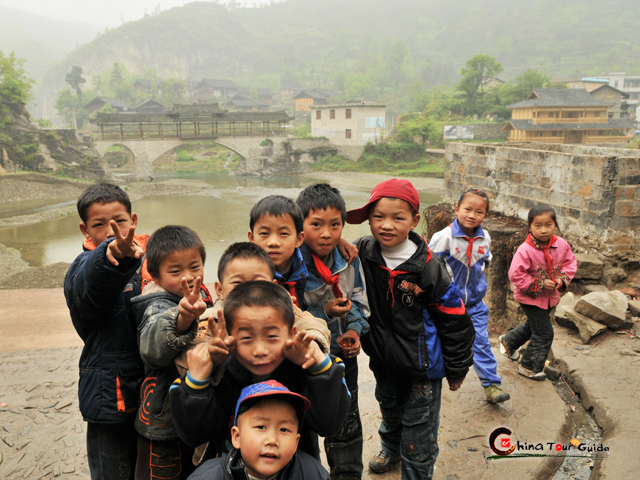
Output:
[
  {"xmin": 293, "ymin": 88, "xmax": 339, "ymax": 112},
  {"xmin": 133, "ymin": 79, "xmax": 152, "ymax": 93},
  {"xmin": 135, "ymin": 99, "xmax": 164, "ymax": 114},
  {"xmin": 195, "ymin": 79, "xmax": 238, "ymax": 98},
  {"xmin": 84, "ymin": 97, "xmax": 132, "ymax": 114},
  {"xmin": 503, "ymin": 89, "xmax": 634, "ymax": 144}
]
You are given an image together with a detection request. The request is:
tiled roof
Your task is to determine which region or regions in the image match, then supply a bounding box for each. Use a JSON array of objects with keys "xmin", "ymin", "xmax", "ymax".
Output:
[
  {"xmin": 84, "ymin": 97, "xmax": 132, "ymax": 110},
  {"xmin": 198, "ymin": 78, "xmax": 238, "ymax": 89},
  {"xmin": 507, "ymin": 89, "xmax": 614, "ymax": 109}
]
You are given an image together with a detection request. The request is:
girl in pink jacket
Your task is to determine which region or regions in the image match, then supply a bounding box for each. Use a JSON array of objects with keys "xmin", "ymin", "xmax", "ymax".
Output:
[{"xmin": 500, "ymin": 205, "xmax": 577, "ymax": 380}]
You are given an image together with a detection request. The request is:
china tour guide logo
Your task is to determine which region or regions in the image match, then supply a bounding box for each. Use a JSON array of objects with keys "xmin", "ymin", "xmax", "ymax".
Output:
[{"xmin": 488, "ymin": 427, "xmax": 609, "ymax": 460}]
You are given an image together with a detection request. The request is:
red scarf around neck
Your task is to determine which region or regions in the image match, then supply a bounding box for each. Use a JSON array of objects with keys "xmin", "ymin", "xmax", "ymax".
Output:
[
  {"xmin": 525, "ymin": 233, "xmax": 557, "ymax": 281},
  {"xmin": 311, "ymin": 253, "xmax": 343, "ymax": 298}
]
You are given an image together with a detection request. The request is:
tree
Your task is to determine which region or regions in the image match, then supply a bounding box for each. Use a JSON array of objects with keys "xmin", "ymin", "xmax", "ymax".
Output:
[
  {"xmin": 0, "ymin": 51, "xmax": 34, "ymax": 104},
  {"xmin": 396, "ymin": 114, "xmax": 440, "ymax": 146},
  {"xmin": 66, "ymin": 66, "xmax": 86, "ymax": 97},
  {"xmin": 55, "ymin": 89, "xmax": 87, "ymax": 127},
  {"xmin": 159, "ymin": 78, "xmax": 187, "ymax": 107},
  {"xmin": 498, "ymin": 69, "xmax": 551, "ymax": 108},
  {"xmin": 456, "ymin": 54, "xmax": 503, "ymax": 107},
  {"xmin": 344, "ymin": 73, "xmax": 376, "ymax": 100}
]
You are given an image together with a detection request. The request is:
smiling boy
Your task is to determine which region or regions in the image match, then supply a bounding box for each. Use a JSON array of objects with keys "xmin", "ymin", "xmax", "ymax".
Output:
[
  {"xmin": 64, "ymin": 183, "xmax": 147, "ymax": 479},
  {"xmin": 347, "ymin": 178, "xmax": 475, "ymax": 479},
  {"xmin": 169, "ymin": 280, "xmax": 350, "ymax": 463},
  {"xmin": 131, "ymin": 225, "xmax": 214, "ymax": 479},
  {"xmin": 296, "ymin": 183, "xmax": 370, "ymax": 480},
  {"xmin": 188, "ymin": 381, "xmax": 330, "ymax": 480}
]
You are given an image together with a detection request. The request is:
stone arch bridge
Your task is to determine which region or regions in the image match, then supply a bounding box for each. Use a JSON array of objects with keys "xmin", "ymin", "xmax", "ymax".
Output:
[{"xmin": 91, "ymin": 104, "xmax": 293, "ymax": 180}]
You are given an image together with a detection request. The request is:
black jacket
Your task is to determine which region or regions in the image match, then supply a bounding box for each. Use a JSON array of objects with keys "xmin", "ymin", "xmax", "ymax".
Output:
[
  {"xmin": 170, "ymin": 353, "xmax": 350, "ymax": 460},
  {"xmin": 354, "ymin": 231, "xmax": 475, "ymax": 380},
  {"xmin": 188, "ymin": 448, "xmax": 330, "ymax": 480},
  {"xmin": 64, "ymin": 240, "xmax": 145, "ymax": 423}
]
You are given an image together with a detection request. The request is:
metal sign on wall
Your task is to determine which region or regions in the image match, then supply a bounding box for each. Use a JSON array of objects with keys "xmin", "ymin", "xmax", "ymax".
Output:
[{"xmin": 444, "ymin": 125, "xmax": 474, "ymax": 140}]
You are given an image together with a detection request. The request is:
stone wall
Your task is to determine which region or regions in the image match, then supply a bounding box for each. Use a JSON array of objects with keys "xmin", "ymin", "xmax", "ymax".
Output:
[
  {"xmin": 444, "ymin": 142, "xmax": 640, "ymax": 255},
  {"xmin": 472, "ymin": 123, "xmax": 509, "ymax": 140}
]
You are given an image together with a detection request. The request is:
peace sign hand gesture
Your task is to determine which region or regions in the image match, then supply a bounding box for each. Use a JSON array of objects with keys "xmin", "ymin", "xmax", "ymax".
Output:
[
  {"xmin": 106, "ymin": 220, "xmax": 144, "ymax": 266},
  {"xmin": 207, "ymin": 310, "xmax": 236, "ymax": 367},
  {"xmin": 177, "ymin": 276, "xmax": 207, "ymax": 334}
]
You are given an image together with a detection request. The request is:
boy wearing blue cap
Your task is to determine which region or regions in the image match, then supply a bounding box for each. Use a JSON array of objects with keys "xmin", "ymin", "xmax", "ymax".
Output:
[{"xmin": 188, "ymin": 380, "xmax": 330, "ymax": 480}]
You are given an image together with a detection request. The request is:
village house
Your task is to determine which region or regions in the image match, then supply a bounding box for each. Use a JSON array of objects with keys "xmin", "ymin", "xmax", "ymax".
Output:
[
  {"xmin": 311, "ymin": 102, "xmax": 386, "ymax": 146},
  {"xmin": 194, "ymin": 79, "xmax": 238, "ymax": 99},
  {"xmin": 603, "ymin": 72, "xmax": 640, "ymax": 116},
  {"xmin": 83, "ymin": 96, "xmax": 132, "ymax": 114},
  {"xmin": 223, "ymin": 94, "xmax": 270, "ymax": 112},
  {"xmin": 557, "ymin": 77, "xmax": 630, "ymax": 119},
  {"xmin": 135, "ymin": 99, "xmax": 164, "ymax": 114},
  {"xmin": 133, "ymin": 79, "xmax": 153, "ymax": 93},
  {"xmin": 503, "ymin": 89, "xmax": 634, "ymax": 144},
  {"xmin": 257, "ymin": 88, "xmax": 274, "ymax": 105},
  {"xmin": 293, "ymin": 88, "xmax": 340, "ymax": 112},
  {"xmin": 482, "ymin": 77, "xmax": 504, "ymax": 90}
]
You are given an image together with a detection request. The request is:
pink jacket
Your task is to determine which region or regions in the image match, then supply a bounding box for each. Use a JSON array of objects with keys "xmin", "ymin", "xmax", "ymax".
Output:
[{"xmin": 509, "ymin": 235, "xmax": 577, "ymax": 309}]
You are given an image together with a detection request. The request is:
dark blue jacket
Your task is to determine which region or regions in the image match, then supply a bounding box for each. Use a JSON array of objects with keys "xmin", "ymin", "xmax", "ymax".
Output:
[
  {"xmin": 275, "ymin": 247, "xmax": 309, "ymax": 310},
  {"xmin": 188, "ymin": 448, "xmax": 330, "ymax": 480},
  {"xmin": 354, "ymin": 231, "xmax": 475, "ymax": 380},
  {"xmin": 64, "ymin": 240, "xmax": 145, "ymax": 423}
]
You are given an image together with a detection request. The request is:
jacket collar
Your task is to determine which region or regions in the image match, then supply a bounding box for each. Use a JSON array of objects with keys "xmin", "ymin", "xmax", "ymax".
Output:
[
  {"xmin": 450, "ymin": 219, "xmax": 485, "ymax": 239},
  {"xmin": 364, "ymin": 230, "xmax": 430, "ymax": 273},
  {"xmin": 274, "ymin": 247, "xmax": 308, "ymax": 283},
  {"xmin": 299, "ymin": 244, "xmax": 348, "ymax": 291}
]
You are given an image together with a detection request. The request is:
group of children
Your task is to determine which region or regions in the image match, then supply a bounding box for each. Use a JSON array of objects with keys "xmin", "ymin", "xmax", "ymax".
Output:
[{"xmin": 64, "ymin": 178, "xmax": 576, "ymax": 480}]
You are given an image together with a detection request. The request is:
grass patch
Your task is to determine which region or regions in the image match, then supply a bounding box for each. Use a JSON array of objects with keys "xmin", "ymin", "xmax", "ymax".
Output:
[{"xmin": 308, "ymin": 154, "xmax": 444, "ymax": 178}]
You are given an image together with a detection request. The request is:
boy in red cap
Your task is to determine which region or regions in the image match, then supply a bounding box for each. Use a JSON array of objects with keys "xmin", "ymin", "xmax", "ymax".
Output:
[
  {"xmin": 188, "ymin": 380, "xmax": 330, "ymax": 480},
  {"xmin": 347, "ymin": 178, "xmax": 475, "ymax": 480}
]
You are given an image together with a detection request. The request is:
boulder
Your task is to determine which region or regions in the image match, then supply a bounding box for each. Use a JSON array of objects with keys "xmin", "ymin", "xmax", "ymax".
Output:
[
  {"xmin": 629, "ymin": 300, "xmax": 640, "ymax": 317},
  {"xmin": 563, "ymin": 307, "xmax": 608, "ymax": 344},
  {"xmin": 584, "ymin": 285, "xmax": 609, "ymax": 294},
  {"xmin": 604, "ymin": 267, "xmax": 627, "ymax": 284},
  {"xmin": 574, "ymin": 253, "xmax": 604, "ymax": 280},
  {"xmin": 574, "ymin": 291, "xmax": 629, "ymax": 329},
  {"xmin": 554, "ymin": 293, "xmax": 579, "ymax": 330}
]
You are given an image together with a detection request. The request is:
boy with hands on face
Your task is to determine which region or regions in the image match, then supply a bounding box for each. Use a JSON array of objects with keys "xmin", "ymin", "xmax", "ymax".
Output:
[
  {"xmin": 131, "ymin": 225, "xmax": 214, "ymax": 479},
  {"xmin": 169, "ymin": 281, "xmax": 350, "ymax": 464}
]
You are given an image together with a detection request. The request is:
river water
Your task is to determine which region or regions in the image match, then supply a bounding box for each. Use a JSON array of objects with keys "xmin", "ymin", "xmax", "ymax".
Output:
[{"xmin": 0, "ymin": 171, "xmax": 442, "ymax": 282}]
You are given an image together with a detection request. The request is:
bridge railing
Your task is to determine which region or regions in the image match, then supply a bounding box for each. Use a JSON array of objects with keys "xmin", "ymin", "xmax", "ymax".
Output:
[{"xmin": 98, "ymin": 121, "xmax": 287, "ymax": 141}]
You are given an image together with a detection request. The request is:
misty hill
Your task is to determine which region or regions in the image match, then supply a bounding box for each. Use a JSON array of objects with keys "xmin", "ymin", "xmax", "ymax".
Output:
[
  {"xmin": 37, "ymin": 0, "xmax": 640, "ymax": 118},
  {"xmin": 0, "ymin": 6, "xmax": 100, "ymax": 82}
]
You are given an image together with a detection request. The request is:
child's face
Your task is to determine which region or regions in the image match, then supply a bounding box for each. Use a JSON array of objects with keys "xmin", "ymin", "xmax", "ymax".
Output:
[
  {"xmin": 455, "ymin": 194, "xmax": 487, "ymax": 236},
  {"xmin": 215, "ymin": 258, "xmax": 276, "ymax": 301},
  {"xmin": 368, "ymin": 198, "xmax": 420, "ymax": 248},
  {"xmin": 231, "ymin": 398, "xmax": 300, "ymax": 479},
  {"xmin": 529, "ymin": 212, "xmax": 556, "ymax": 245},
  {"xmin": 230, "ymin": 306, "xmax": 291, "ymax": 377},
  {"xmin": 302, "ymin": 207, "xmax": 343, "ymax": 258},
  {"xmin": 79, "ymin": 201, "xmax": 137, "ymax": 248},
  {"xmin": 153, "ymin": 248, "xmax": 204, "ymax": 297},
  {"xmin": 248, "ymin": 214, "xmax": 304, "ymax": 274}
]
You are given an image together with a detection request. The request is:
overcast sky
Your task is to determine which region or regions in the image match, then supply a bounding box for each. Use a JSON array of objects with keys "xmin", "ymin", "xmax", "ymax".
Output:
[{"xmin": 0, "ymin": 0, "xmax": 274, "ymax": 28}]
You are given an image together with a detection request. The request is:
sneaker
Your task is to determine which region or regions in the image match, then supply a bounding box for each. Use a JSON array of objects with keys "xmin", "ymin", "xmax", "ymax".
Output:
[
  {"xmin": 499, "ymin": 335, "xmax": 520, "ymax": 361},
  {"xmin": 484, "ymin": 384, "xmax": 511, "ymax": 404},
  {"xmin": 516, "ymin": 363, "xmax": 547, "ymax": 381},
  {"xmin": 369, "ymin": 450, "xmax": 401, "ymax": 474}
]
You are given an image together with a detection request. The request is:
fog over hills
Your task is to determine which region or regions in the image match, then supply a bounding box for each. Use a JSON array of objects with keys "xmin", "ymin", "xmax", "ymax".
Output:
[{"xmin": 8, "ymin": 0, "xmax": 637, "ymax": 118}]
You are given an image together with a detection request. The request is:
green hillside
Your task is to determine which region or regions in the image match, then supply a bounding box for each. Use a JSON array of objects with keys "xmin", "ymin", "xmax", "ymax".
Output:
[{"xmin": 36, "ymin": 0, "xmax": 640, "ymax": 117}]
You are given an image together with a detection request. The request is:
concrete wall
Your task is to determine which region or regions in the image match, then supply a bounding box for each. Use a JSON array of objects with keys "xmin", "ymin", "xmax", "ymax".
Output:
[
  {"xmin": 472, "ymin": 123, "xmax": 509, "ymax": 140},
  {"xmin": 444, "ymin": 142, "xmax": 640, "ymax": 254},
  {"xmin": 311, "ymin": 105, "xmax": 386, "ymax": 146}
]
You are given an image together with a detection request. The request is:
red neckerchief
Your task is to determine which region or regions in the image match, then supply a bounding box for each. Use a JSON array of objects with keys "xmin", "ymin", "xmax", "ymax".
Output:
[
  {"xmin": 84, "ymin": 235, "xmax": 152, "ymax": 289},
  {"xmin": 525, "ymin": 233, "xmax": 557, "ymax": 282},
  {"xmin": 200, "ymin": 284, "xmax": 214, "ymax": 307},
  {"xmin": 377, "ymin": 265, "xmax": 410, "ymax": 307},
  {"xmin": 278, "ymin": 279, "xmax": 299, "ymax": 307},
  {"xmin": 462, "ymin": 236, "xmax": 479, "ymax": 268},
  {"xmin": 311, "ymin": 253, "xmax": 343, "ymax": 298}
]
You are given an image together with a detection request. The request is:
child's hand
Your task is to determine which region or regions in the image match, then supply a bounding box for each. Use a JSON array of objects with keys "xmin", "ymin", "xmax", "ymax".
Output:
[
  {"xmin": 207, "ymin": 310, "xmax": 236, "ymax": 367},
  {"xmin": 177, "ymin": 277, "xmax": 207, "ymax": 334},
  {"xmin": 283, "ymin": 327, "xmax": 325, "ymax": 369},
  {"xmin": 187, "ymin": 342, "xmax": 214, "ymax": 381},
  {"xmin": 448, "ymin": 379, "xmax": 464, "ymax": 391},
  {"xmin": 555, "ymin": 279, "xmax": 563, "ymax": 290},
  {"xmin": 324, "ymin": 298, "xmax": 352, "ymax": 318},
  {"xmin": 106, "ymin": 221, "xmax": 144, "ymax": 266},
  {"xmin": 337, "ymin": 330, "xmax": 361, "ymax": 359},
  {"xmin": 338, "ymin": 237, "xmax": 359, "ymax": 265},
  {"xmin": 542, "ymin": 279, "xmax": 557, "ymax": 291}
]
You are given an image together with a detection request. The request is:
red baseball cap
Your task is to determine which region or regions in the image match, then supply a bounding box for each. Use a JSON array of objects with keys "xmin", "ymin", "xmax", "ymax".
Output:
[{"xmin": 346, "ymin": 178, "xmax": 420, "ymax": 224}]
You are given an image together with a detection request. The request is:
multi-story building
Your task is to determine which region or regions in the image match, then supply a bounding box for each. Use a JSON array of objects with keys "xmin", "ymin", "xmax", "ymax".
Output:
[
  {"xmin": 311, "ymin": 102, "xmax": 386, "ymax": 146},
  {"xmin": 503, "ymin": 89, "xmax": 634, "ymax": 144},
  {"xmin": 603, "ymin": 73, "xmax": 640, "ymax": 120}
]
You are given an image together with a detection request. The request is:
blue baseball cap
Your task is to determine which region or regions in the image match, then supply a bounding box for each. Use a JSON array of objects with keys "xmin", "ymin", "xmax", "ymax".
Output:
[{"xmin": 233, "ymin": 380, "xmax": 311, "ymax": 427}]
